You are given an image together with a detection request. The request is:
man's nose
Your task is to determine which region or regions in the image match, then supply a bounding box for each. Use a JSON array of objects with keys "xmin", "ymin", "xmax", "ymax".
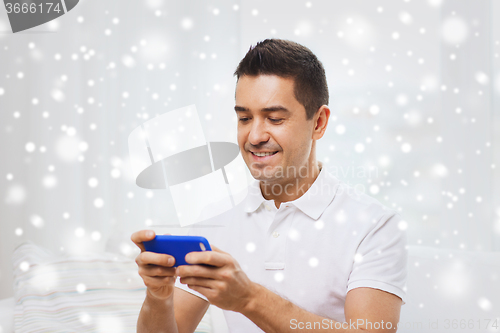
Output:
[{"xmin": 248, "ymin": 119, "xmax": 270, "ymax": 146}]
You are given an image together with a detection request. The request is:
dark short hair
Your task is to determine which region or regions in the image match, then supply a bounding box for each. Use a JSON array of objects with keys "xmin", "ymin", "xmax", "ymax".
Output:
[{"xmin": 234, "ymin": 39, "xmax": 329, "ymax": 120}]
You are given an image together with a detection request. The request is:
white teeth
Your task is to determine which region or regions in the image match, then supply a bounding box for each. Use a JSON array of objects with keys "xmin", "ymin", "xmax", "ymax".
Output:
[{"xmin": 253, "ymin": 151, "xmax": 277, "ymax": 157}]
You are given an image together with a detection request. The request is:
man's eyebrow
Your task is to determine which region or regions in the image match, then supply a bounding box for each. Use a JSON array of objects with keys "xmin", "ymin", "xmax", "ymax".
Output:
[{"xmin": 234, "ymin": 105, "xmax": 290, "ymax": 113}]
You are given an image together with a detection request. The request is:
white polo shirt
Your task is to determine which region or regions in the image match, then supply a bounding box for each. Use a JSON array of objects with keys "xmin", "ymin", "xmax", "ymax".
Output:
[{"xmin": 175, "ymin": 165, "xmax": 408, "ymax": 332}]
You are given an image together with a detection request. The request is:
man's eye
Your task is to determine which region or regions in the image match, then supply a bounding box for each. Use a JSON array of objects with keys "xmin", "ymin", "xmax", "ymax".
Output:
[
  {"xmin": 238, "ymin": 118, "xmax": 249, "ymax": 122},
  {"xmin": 269, "ymin": 118, "xmax": 283, "ymax": 123}
]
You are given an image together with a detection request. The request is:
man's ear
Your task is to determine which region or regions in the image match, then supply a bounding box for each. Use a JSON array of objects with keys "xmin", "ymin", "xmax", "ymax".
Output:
[{"xmin": 312, "ymin": 105, "xmax": 330, "ymax": 140}]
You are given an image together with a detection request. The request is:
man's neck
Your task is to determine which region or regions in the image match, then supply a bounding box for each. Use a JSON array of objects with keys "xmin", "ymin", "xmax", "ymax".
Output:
[{"xmin": 260, "ymin": 161, "xmax": 322, "ymax": 209}]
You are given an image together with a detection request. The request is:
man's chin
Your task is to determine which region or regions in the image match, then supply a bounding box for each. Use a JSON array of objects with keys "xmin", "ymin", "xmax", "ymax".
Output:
[
  {"xmin": 249, "ymin": 165, "xmax": 278, "ymax": 180},
  {"xmin": 249, "ymin": 171, "xmax": 287, "ymax": 185}
]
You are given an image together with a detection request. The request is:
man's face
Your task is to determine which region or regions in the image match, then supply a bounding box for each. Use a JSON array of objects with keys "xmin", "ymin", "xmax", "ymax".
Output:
[{"xmin": 235, "ymin": 74, "xmax": 315, "ymax": 185}]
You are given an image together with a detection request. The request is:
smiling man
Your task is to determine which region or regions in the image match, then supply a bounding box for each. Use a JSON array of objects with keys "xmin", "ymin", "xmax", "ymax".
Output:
[
  {"xmin": 235, "ymin": 73, "xmax": 325, "ymax": 208},
  {"xmin": 132, "ymin": 39, "xmax": 407, "ymax": 333}
]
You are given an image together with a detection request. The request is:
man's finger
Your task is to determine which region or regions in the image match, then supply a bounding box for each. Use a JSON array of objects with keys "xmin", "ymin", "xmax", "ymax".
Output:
[
  {"xmin": 131, "ymin": 230, "xmax": 156, "ymax": 252},
  {"xmin": 143, "ymin": 275, "xmax": 176, "ymax": 288},
  {"xmin": 139, "ymin": 264, "xmax": 176, "ymax": 278},
  {"xmin": 176, "ymin": 263, "xmax": 218, "ymax": 279},
  {"xmin": 185, "ymin": 284, "xmax": 215, "ymax": 300},
  {"xmin": 180, "ymin": 276, "xmax": 218, "ymax": 290},
  {"xmin": 139, "ymin": 251, "xmax": 176, "ymax": 267},
  {"xmin": 185, "ymin": 250, "xmax": 227, "ymax": 267}
]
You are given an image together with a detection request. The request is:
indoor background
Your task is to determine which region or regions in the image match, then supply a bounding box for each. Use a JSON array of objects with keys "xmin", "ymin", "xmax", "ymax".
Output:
[{"xmin": 0, "ymin": 0, "xmax": 499, "ymax": 331}]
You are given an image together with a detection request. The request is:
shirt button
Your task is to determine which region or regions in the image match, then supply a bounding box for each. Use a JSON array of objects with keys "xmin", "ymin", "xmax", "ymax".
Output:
[
  {"xmin": 272, "ymin": 231, "xmax": 280, "ymax": 238},
  {"xmin": 265, "ymin": 204, "xmax": 271, "ymax": 211}
]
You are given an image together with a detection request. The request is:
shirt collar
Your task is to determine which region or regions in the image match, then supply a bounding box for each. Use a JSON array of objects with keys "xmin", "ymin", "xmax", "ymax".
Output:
[
  {"xmin": 243, "ymin": 180, "xmax": 268, "ymax": 213},
  {"xmin": 243, "ymin": 163, "xmax": 341, "ymax": 220}
]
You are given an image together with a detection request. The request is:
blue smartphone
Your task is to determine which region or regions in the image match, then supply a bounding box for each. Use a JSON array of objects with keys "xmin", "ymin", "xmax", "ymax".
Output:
[{"xmin": 143, "ymin": 235, "xmax": 212, "ymax": 267}]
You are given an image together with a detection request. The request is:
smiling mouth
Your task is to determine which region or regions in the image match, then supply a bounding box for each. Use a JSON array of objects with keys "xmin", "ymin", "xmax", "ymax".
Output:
[{"xmin": 251, "ymin": 151, "xmax": 278, "ymax": 157}]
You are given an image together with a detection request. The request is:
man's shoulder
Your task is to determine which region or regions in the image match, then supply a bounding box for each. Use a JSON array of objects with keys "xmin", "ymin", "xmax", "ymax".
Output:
[{"xmin": 324, "ymin": 175, "xmax": 399, "ymax": 224}]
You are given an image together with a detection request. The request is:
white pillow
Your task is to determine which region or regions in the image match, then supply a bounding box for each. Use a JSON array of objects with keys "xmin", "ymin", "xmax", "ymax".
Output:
[
  {"xmin": 0, "ymin": 297, "xmax": 15, "ymax": 333},
  {"xmin": 12, "ymin": 241, "xmax": 212, "ymax": 333}
]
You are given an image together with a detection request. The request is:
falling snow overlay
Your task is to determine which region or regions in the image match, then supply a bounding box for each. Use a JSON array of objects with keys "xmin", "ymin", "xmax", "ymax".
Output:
[{"xmin": 0, "ymin": 0, "xmax": 499, "ymax": 332}]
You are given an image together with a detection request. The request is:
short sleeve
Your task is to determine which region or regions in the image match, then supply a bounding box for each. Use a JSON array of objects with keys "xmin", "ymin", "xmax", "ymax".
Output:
[
  {"xmin": 174, "ymin": 276, "xmax": 209, "ymax": 302},
  {"xmin": 347, "ymin": 211, "xmax": 408, "ymax": 305}
]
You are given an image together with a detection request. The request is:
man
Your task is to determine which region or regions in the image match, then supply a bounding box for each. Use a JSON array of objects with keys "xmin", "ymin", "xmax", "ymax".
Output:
[{"xmin": 132, "ymin": 39, "xmax": 407, "ymax": 332}]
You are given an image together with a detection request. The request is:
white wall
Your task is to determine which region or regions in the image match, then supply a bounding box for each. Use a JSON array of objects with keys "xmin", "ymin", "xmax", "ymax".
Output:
[{"xmin": 1, "ymin": 0, "xmax": 499, "ymax": 311}]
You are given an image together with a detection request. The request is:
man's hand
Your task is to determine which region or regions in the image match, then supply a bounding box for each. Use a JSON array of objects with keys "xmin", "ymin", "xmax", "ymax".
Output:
[
  {"xmin": 131, "ymin": 230, "xmax": 177, "ymax": 301},
  {"xmin": 176, "ymin": 245, "xmax": 257, "ymax": 312}
]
